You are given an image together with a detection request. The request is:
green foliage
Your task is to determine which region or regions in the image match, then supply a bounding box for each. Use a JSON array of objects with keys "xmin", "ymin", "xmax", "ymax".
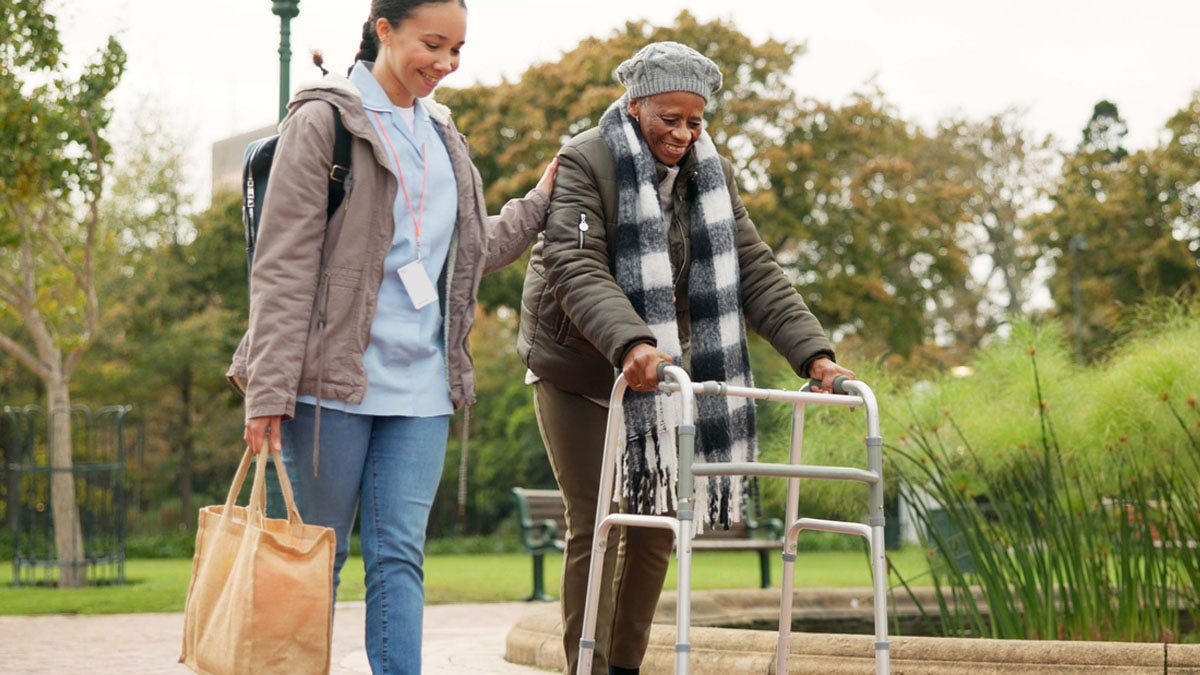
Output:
[
  {"xmin": 891, "ymin": 307, "xmax": 1200, "ymax": 641},
  {"xmin": 935, "ymin": 110, "xmax": 1056, "ymax": 326},
  {"xmin": 428, "ymin": 310, "xmax": 555, "ymax": 537},
  {"xmin": 0, "ymin": 548, "xmax": 931, "ymax": 614},
  {"xmin": 124, "ymin": 530, "xmax": 196, "ymax": 559},
  {"xmin": 0, "ymin": 0, "xmax": 125, "ymax": 359},
  {"xmin": 753, "ymin": 349, "xmax": 906, "ymax": 522},
  {"xmin": 1080, "ymin": 99, "xmax": 1129, "ymax": 162},
  {"xmin": 73, "ymin": 134, "xmax": 249, "ymax": 532},
  {"xmin": 1, "ymin": 1, "xmax": 124, "ymax": 220},
  {"xmin": 1035, "ymin": 95, "xmax": 1200, "ymax": 357},
  {"xmin": 757, "ymin": 88, "xmax": 979, "ymax": 356},
  {"xmin": 897, "ymin": 308, "xmax": 1200, "ymax": 487},
  {"xmin": 883, "ymin": 310, "xmax": 1200, "ymax": 495},
  {"xmin": 0, "ymin": 0, "xmax": 128, "ymax": 586}
]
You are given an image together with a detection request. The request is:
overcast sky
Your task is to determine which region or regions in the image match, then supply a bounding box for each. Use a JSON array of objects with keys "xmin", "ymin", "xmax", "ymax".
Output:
[{"xmin": 57, "ymin": 0, "xmax": 1200, "ymax": 207}]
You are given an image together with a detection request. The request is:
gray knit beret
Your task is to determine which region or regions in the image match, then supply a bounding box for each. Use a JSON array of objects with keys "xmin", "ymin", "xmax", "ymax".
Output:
[{"xmin": 614, "ymin": 41, "xmax": 723, "ymax": 102}]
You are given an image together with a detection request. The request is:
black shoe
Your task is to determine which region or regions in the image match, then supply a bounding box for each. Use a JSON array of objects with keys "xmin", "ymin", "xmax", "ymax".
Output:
[{"xmin": 608, "ymin": 667, "xmax": 639, "ymax": 675}]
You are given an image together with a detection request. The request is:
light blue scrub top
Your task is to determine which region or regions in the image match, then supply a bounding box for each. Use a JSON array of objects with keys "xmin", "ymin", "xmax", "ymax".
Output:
[{"xmin": 299, "ymin": 62, "xmax": 457, "ymax": 417}]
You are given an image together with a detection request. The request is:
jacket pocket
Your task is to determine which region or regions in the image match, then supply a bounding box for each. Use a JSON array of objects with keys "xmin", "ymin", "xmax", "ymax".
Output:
[
  {"xmin": 553, "ymin": 310, "xmax": 588, "ymax": 346},
  {"xmin": 326, "ymin": 265, "xmax": 362, "ymax": 289},
  {"xmin": 554, "ymin": 312, "xmax": 572, "ymax": 344}
]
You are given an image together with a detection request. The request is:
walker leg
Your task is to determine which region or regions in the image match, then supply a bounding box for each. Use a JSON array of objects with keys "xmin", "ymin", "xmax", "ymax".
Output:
[
  {"xmin": 577, "ymin": 380, "xmax": 630, "ymax": 675},
  {"xmin": 675, "ymin": 516, "xmax": 694, "ymax": 675},
  {"xmin": 775, "ymin": 402, "xmax": 806, "ymax": 674},
  {"xmin": 577, "ymin": 517, "xmax": 614, "ymax": 675},
  {"xmin": 870, "ymin": 522, "xmax": 890, "ymax": 675},
  {"xmin": 775, "ymin": 530, "xmax": 799, "ymax": 673}
]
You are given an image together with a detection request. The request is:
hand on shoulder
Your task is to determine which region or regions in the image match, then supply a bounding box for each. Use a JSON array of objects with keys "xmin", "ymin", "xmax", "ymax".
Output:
[{"xmin": 536, "ymin": 156, "xmax": 559, "ymax": 197}]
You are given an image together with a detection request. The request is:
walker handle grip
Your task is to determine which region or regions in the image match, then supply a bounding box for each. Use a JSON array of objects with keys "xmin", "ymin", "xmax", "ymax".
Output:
[
  {"xmin": 656, "ymin": 362, "xmax": 670, "ymax": 382},
  {"xmin": 809, "ymin": 375, "xmax": 850, "ymax": 395}
]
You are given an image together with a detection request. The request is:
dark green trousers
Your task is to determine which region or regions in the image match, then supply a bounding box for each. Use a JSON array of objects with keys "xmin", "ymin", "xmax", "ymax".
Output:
[{"xmin": 534, "ymin": 380, "xmax": 674, "ymax": 674}]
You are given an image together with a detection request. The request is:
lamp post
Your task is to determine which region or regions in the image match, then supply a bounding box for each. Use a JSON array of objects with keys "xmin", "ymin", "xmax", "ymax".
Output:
[{"xmin": 272, "ymin": 0, "xmax": 301, "ymax": 122}]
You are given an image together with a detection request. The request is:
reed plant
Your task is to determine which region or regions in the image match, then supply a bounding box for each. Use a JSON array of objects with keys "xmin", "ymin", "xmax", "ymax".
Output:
[{"xmin": 891, "ymin": 310, "xmax": 1200, "ymax": 641}]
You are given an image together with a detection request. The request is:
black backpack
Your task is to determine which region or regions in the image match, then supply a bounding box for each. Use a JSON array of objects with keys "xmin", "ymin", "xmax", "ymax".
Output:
[{"xmin": 241, "ymin": 103, "xmax": 352, "ymax": 282}]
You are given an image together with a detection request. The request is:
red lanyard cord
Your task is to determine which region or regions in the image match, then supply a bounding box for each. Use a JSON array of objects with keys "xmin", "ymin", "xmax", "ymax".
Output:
[{"xmin": 371, "ymin": 110, "xmax": 428, "ymax": 257}]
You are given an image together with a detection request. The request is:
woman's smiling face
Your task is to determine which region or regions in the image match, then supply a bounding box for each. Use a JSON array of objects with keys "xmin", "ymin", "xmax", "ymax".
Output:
[
  {"xmin": 628, "ymin": 91, "xmax": 706, "ymax": 166},
  {"xmin": 376, "ymin": 2, "xmax": 466, "ymax": 107}
]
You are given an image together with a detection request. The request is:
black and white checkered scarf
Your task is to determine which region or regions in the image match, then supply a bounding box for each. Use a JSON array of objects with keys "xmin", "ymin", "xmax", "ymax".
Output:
[{"xmin": 600, "ymin": 95, "xmax": 756, "ymax": 530}]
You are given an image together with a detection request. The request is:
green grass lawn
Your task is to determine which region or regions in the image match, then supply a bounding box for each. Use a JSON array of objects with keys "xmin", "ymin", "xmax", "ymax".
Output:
[{"xmin": 0, "ymin": 547, "xmax": 930, "ymax": 615}]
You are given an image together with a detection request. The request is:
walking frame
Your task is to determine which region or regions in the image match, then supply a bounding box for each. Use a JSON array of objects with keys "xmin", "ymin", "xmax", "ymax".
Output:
[{"xmin": 576, "ymin": 365, "xmax": 889, "ymax": 674}]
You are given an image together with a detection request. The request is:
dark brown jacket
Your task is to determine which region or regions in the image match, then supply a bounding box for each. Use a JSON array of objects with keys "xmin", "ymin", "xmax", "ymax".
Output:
[{"xmin": 518, "ymin": 126, "xmax": 833, "ymax": 399}]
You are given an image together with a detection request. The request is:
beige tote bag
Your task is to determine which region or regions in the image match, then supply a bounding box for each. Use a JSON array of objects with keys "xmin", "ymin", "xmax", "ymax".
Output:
[{"xmin": 180, "ymin": 445, "xmax": 335, "ymax": 675}]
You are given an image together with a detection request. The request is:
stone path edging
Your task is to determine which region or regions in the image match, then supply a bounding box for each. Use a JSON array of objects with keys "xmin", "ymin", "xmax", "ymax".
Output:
[{"xmin": 506, "ymin": 589, "xmax": 1200, "ymax": 673}]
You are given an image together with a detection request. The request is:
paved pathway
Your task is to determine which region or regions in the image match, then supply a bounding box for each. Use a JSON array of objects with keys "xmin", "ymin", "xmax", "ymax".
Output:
[{"xmin": 0, "ymin": 601, "xmax": 551, "ymax": 674}]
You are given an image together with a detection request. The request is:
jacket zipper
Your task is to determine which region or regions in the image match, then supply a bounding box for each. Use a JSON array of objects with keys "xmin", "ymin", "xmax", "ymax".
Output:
[
  {"xmin": 577, "ymin": 213, "xmax": 589, "ymax": 249},
  {"xmin": 671, "ymin": 208, "xmax": 689, "ymax": 288}
]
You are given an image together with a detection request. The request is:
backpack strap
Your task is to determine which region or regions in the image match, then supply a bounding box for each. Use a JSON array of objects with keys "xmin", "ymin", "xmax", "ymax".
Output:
[{"xmin": 326, "ymin": 103, "xmax": 352, "ymax": 220}]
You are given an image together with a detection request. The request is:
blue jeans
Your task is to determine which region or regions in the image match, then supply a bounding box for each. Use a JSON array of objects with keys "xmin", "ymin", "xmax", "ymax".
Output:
[{"xmin": 282, "ymin": 403, "xmax": 449, "ymax": 675}]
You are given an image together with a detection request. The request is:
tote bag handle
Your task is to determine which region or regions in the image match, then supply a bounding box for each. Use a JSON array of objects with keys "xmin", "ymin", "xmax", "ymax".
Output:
[{"xmin": 222, "ymin": 443, "xmax": 304, "ymax": 525}]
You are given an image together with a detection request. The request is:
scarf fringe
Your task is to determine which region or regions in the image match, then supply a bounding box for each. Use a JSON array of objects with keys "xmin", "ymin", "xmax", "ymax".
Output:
[
  {"xmin": 613, "ymin": 399, "xmax": 746, "ymax": 535},
  {"xmin": 614, "ymin": 389, "xmax": 680, "ymax": 516}
]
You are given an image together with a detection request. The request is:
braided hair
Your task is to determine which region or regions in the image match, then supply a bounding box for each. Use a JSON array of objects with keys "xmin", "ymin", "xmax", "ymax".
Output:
[{"xmin": 352, "ymin": 0, "xmax": 466, "ymax": 70}]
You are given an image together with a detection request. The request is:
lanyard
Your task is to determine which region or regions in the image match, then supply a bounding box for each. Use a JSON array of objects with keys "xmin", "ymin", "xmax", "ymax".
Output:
[{"xmin": 371, "ymin": 110, "xmax": 428, "ymax": 258}]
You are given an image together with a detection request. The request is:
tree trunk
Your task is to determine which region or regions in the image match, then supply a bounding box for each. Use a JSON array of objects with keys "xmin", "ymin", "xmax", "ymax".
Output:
[
  {"xmin": 179, "ymin": 369, "xmax": 193, "ymax": 526},
  {"xmin": 47, "ymin": 377, "xmax": 85, "ymax": 588}
]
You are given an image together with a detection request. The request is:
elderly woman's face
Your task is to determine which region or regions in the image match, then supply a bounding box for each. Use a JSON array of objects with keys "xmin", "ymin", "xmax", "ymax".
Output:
[{"xmin": 628, "ymin": 91, "xmax": 706, "ymax": 166}]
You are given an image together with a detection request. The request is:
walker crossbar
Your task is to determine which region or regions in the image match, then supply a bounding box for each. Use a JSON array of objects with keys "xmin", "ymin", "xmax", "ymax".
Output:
[
  {"xmin": 660, "ymin": 380, "xmax": 864, "ymax": 409},
  {"xmin": 595, "ymin": 513, "xmax": 680, "ymax": 537},
  {"xmin": 574, "ymin": 366, "xmax": 889, "ymax": 675},
  {"xmin": 691, "ymin": 461, "xmax": 880, "ymax": 485},
  {"xmin": 790, "ymin": 517, "xmax": 871, "ymax": 540}
]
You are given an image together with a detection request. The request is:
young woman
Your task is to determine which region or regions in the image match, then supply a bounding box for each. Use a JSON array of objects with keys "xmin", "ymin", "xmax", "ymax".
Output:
[
  {"xmin": 227, "ymin": 1, "xmax": 555, "ymax": 672},
  {"xmin": 518, "ymin": 41, "xmax": 852, "ymax": 674}
]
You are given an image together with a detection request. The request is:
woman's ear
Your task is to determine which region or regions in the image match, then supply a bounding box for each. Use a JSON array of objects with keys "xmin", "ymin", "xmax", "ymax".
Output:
[
  {"xmin": 627, "ymin": 97, "xmax": 641, "ymax": 119},
  {"xmin": 375, "ymin": 17, "xmax": 393, "ymax": 46}
]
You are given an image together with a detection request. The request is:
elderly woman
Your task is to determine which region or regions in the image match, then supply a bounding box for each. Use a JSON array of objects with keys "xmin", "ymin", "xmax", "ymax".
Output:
[{"xmin": 517, "ymin": 41, "xmax": 854, "ymax": 675}]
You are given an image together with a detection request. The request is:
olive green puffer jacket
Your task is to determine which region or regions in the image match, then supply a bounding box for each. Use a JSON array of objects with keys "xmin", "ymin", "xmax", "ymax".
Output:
[{"xmin": 517, "ymin": 126, "xmax": 834, "ymax": 400}]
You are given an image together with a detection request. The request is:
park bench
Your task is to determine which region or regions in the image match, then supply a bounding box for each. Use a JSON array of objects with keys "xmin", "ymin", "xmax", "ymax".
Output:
[{"xmin": 511, "ymin": 485, "xmax": 783, "ymax": 601}]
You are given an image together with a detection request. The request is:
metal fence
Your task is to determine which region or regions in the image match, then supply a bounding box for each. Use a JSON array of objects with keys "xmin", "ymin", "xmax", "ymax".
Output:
[{"xmin": 4, "ymin": 405, "xmax": 131, "ymax": 586}]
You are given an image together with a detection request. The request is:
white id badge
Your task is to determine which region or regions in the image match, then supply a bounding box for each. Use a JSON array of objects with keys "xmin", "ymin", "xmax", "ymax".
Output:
[{"xmin": 398, "ymin": 259, "xmax": 438, "ymax": 309}]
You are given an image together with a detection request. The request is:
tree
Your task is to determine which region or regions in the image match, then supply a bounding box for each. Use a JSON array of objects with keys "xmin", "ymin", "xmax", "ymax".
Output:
[
  {"xmin": 754, "ymin": 88, "xmax": 978, "ymax": 357},
  {"xmin": 72, "ymin": 115, "xmax": 248, "ymax": 527},
  {"xmin": 1036, "ymin": 97, "xmax": 1200, "ymax": 356},
  {"xmin": 1158, "ymin": 92, "xmax": 1200, "ymax": 270},
  {"xmin": 936, "ymin": 110, "xmax": 1057, "ymax": 322},
  {"xmin": 1080, "ymin": 99, "xmax": 1128, "ymax": 162},
  {"xmin": 127, "ymin": 190, "xmax": 248, "ymax": 524},
  {"xmin": 0, "ymin": 1, "xmax": 125, "ymax": 586}
]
